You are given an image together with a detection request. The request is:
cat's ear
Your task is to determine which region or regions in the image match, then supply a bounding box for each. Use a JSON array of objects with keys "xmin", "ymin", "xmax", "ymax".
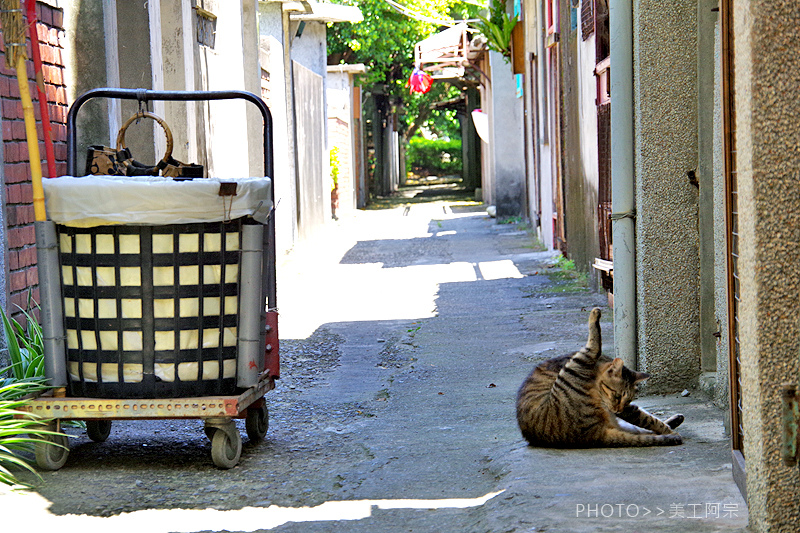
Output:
[
  {"xmin": 633, "ymin": 371, "xmax": 650, "ymax": 384},
  {"xmin": 606, "ymin": 358, "xmax": 624, "ymax": 375}
]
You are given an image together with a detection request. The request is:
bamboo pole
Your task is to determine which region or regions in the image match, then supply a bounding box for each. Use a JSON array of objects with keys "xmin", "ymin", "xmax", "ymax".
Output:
[
  {"xmin": 16, "ymin": 55, "xmax": 45, "ymax": 220},
  {"xmin": 25, "ymin": 0, "xmax": 56, "ymax": 179}
]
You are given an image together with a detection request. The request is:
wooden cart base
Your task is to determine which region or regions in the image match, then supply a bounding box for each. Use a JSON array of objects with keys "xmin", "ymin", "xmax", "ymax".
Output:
[{"xmin": 19, "ymin": 376, "xmax": 275, "ymax": 470}]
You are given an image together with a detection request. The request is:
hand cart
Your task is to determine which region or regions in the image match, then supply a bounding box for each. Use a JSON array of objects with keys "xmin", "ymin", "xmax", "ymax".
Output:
[{"xmin": 17, "ymin": 89, "xmax": 279, "ymax": 469}]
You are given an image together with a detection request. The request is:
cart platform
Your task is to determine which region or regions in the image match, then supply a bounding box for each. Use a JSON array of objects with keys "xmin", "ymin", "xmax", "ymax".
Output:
[{"xmin": 19, "ymin": 375, "xmax": 274, "ymax": 420}]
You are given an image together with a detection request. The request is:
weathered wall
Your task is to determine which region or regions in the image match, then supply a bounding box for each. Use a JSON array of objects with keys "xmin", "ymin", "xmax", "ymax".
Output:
[
  {"xmin": 62, "ymin": 0, "xmax": 109, "ymax": 168},
  {"xmin": 115, "ymin": 1, "xmax": 155, "ymax": 164},
  {"xmin": 561, "ymin": 1, "xmax": 587, "ymax": 269},
  {"xmin": 563, "ymin": 0, "xmax": 600, "ymax": 273},
  {"xmin": 326, "ymin": 69, "xmax": 355, "ymax": 213},
  {"xmin": 258, "ymin": 3, "xmax": 296, "ymax": 255},
  {"xmin": 733, "ymin": 0, "xmax": 800, "ymax": 530},
  {"xmin": 697, "ymin": 0, "xmax": 721, "ymax": 384},
  {"xmin": 195, "ymin": 0, "xmax": 257, "ymax": 178},
  {"xmin": 488, "ymin": 51, "xmax": 525, "ymax": 219},
  {"xmin": 521, "ymin": 0, "xmax": 540, "ymax": 233},
  {"xmin": 711, "ymin": 19, "xmax": 730, "ymax": 409},
  {"xmin": 291, "ymin": 21, "xmax": 330, "ymax": 237},
  {"xmin": 633, "ymin": 0, "xmax": 700, "ymax": 392}
]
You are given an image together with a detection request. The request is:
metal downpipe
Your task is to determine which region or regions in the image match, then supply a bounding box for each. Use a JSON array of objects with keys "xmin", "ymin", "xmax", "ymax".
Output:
[{"xmin": 609, "ymin": 0, "xmax": 637, "ymax": 369}]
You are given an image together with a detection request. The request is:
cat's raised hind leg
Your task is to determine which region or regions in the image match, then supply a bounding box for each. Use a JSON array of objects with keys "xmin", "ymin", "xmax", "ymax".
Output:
[{"xmin": 584, "ymin": 307, "xmax": 602, "ymax": 357}]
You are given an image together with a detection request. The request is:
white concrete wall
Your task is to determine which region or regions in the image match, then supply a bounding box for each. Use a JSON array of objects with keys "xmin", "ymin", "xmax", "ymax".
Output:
[
  {"xmin": 258, "ymin": 1, "xmax": 296, "ymax": 255},
  {"xmin": 578, "ymin": 35, "xmax": 599, "ymax": 231},
  {"xmin": 488, "ymin": 51, "xmax": 526, "ymax": 219},
  {"xmin": 194, "ymin": 0, "xmax": 253, "ymax": 178},
  {"xmin": 326, "ymin": 69, "xmax": 356, "ymax": 212}
]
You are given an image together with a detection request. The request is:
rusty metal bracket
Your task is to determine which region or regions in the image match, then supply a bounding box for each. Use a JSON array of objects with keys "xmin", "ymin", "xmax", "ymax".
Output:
[{"xmin": 781, "ymin": 383, "xmax": 799, "ymax": 467}]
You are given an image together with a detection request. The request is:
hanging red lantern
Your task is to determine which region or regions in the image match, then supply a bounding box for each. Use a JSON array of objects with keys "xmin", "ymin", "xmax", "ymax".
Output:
[{"xmin": 407, "ymin": 67, "xmax": 433, "ymax": 94}]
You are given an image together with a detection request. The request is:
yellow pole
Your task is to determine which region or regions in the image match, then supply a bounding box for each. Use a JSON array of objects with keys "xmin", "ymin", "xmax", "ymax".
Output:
[{"xmin": 15, "ymin": 55, "xmax": 45, "ymax": 221}]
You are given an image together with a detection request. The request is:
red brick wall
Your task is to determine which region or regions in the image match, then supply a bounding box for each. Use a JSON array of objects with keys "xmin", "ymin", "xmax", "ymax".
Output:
[{"xmin": 0, "ymin": 2, "xmax": 67, "ymax": 319}]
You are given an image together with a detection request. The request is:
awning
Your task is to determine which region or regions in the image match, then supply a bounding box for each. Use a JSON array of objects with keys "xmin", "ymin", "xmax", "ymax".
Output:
[{"xmin": 287, "ymin": 0, "xmax": 363, "ymax": 23}]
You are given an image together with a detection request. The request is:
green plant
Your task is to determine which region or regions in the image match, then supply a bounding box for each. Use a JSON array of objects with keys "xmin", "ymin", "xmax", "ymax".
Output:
[
  {"xmin": 0, "ymin": 380, "xmax": 58, "ymax": 487},
  {"xmin": 1, "ymin": 306, "xmax": 44, "ymax": 387},
  {"xmin": 498, "ymin": 215, "xmax": 524, "ymax": 225},
  {"xmin": 406, "ymin": 137, "xmax": 462, "ymax": 176},
  {"xmin": 329, "ymin": 146, "xmax": 341, "ymax": 191},
  {"xmin": 544, "ymin": 254, "xmax": 589, "ymax": 293},
  {"xmin": 476, "ymin": 1, "xmax": 518, "ymax": 63},
  {"xmin": 554, "ymin": 255, "xmax": 577, "ymax": 272},
  {"xmin": 0, "ymin": 305, "xmax": 80, "ymax": 487}
]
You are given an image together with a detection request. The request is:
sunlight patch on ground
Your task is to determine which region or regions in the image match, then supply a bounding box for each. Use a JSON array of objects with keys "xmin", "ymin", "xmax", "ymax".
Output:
[
  {"xmin": 476, "ymin": 259, "xmax": 524, "ymax": 281},
  {"xmin": 7, "ymin": 486, "xmax": 504, "ymax": 533},
  {"xmin": 276, "ymin": 207, "xmax": 516, "ymax": 339},
  {"xmin": 280, "ymin": 257, "xmax": 525, "ymax": 339},
  {"xmin": 279, "ymin": 262, "xmax": 477, "ymax": 339}
]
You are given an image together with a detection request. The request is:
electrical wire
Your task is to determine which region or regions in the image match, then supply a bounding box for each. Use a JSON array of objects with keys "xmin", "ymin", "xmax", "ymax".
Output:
[{"xmin": 383, "ymin": 0, "xmax": 479, "ymax": 27}]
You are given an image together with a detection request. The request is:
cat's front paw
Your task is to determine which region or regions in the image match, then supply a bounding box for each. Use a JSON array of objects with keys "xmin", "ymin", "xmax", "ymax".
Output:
[
  {"xmin": 665, "ymin": 414, "xmax": 684, "ymax": 430},
  {"xmin": 662, "ymin": 433, "xmax": 682, "ymax": 446}
]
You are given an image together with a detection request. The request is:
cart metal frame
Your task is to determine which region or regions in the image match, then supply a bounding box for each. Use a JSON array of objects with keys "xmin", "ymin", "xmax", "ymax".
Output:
[{"xmin": 18, "ymin": 89, "xmax": 278, "ymax": 469}]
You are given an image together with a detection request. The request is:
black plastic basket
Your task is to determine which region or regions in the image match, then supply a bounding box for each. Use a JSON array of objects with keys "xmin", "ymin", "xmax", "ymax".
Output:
[{"xmin": 58, "ymin": 219, "xmax": 244, "ymax": 398}]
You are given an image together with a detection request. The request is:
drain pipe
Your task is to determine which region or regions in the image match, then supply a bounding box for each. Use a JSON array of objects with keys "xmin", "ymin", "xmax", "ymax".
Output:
[{"xmin": 609, "ymin": 0, "xmax": 637, "ymax": 369}]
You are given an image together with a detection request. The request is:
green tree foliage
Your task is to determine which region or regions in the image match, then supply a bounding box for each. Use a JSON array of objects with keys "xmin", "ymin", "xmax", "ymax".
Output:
[
  {"xmin": 327, "ymin": 0, "xmax": 482, "ymax": 139},
  {"xmin": 328, "ymin": 0, "xmax": 453, "ymax": 90},
  {"xmin": 406, "ymin": 136, "xmax": 462, "ymax": 176}
]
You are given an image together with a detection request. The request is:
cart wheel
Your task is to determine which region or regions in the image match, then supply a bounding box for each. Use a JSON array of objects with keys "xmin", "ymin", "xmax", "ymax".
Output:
[
  {"xmin": 245, "ymin": 404, "xmax": 269, "ymax": 442},
  {"xmin": 35, "ymin": 427, "xmax": 69, "ymax": 471},
  {"xmin": 204, "ymin": 427, "xmax": 216, "ymax": 441},
  {"xmin": 86, "ymin": 420, "xmax": 112, "ymax": 442},
  {"xmin": 211, "ymin": 425, "xmax": 242, "ymax": 469}
]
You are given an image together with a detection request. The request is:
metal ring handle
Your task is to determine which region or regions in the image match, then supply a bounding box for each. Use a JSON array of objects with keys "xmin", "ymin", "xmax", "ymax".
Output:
[{"xmin": 115, "ymin": 111, "xmax": 174, "ymax": 168}]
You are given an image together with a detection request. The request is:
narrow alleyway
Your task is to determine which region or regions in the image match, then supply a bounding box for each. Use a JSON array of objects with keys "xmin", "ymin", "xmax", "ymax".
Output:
[{"xmin": 9, "ymin": 196, "xmax": 747, "ymax": 532}]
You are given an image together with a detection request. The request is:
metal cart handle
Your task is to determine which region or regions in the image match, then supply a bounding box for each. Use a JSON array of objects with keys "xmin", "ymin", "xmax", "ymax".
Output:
[
  {"xmin": 66, "ymin": 88, "xmax": 277, "ymax": 311},
  {"xmin": 66, "ymin": 88, "xmax": 274, "ymax": 190}
]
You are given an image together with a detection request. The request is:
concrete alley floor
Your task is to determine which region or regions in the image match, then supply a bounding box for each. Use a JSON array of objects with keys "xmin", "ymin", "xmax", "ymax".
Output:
[{"xmin": 5, "ymin": 199, "xmax": 748, "ymax": 532}]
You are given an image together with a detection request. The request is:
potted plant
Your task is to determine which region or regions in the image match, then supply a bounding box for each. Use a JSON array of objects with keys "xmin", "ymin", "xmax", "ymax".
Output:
[{"xmin": 330, "ymin": 146, "xmax": 341, "ymax": 220}]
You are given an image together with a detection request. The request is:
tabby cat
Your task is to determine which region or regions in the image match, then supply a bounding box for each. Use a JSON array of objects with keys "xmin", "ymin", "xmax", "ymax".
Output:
[{"xmin": 516, "ymin": 307, "xmax": 684, "ymax": 447}]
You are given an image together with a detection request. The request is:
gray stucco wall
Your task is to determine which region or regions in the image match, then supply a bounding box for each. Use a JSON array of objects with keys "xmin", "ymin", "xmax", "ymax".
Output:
[
  {"xmin": 259, "ymin": 3, "xmax": 297, "ymax": 255},
  {"xmin": 563, "ymin": 2, "xmax": 600, "ymax": 274},
  {"xmin": 734, "ymin": 1, "xmax": 800, "ymax": 530},
  {"xmin": 711, "ymin": 20, "xmax": 730, "ymax": 409},
  {"xmin": 633, "ymin": 0, "xmax": 700, "ymax": 392},
  {"xmin": 289, "ymin": 21, "xmax": 327, "ymax": 78},
  {"xmin": 697, "ymin": 0, "xmax": 720, "ymax": 379},
  {"xmin": 62, "ymin": 1, "xmax": 112, "ymax": 174},
  {"xmin": 488, "ymin": 52, "xmax": 526, "ymax": 219}
]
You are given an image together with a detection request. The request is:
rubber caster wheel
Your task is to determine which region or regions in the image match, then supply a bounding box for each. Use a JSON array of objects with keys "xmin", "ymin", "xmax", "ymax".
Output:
[
  {"xmin": 204, "ymin": 427, "xmax": 216, "ymax": 440},
  {"xmin": 211, "ymin": 425, "xmax": 242, "ymax": 469},
  {"xmin": 35, "ymin": 426, "xmax": 69, "ymax": 471},
  {"xmin": 86, "ymin": 420, "xmax": 112, "ymax": 442},
  {"xmin": 245, "ymin": 404, "xmax": 269, "ymax": 442}
]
